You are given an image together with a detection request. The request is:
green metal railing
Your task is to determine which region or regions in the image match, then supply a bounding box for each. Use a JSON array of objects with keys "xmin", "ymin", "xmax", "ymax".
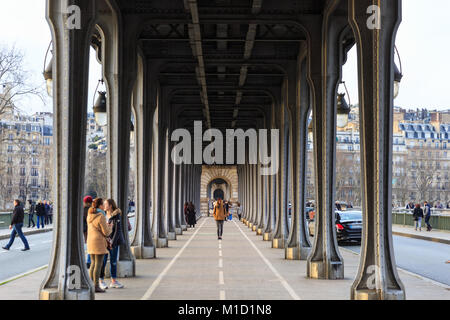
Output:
[{"xmin": 392, "ymin": 209, "xmax": 450, "ymax": 231}]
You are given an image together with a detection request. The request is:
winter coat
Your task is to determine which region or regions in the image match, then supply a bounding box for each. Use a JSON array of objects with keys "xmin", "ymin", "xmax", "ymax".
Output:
[
  {"xmin": 187, "ymin": 206, "xmax": 196, "ymax": 225},
  {"xmin": 213, "ymin": 202, "xmax": 227, "ymax": 221},
  {"xmin": 36, "ymin": 203, "xmax": 46, "ymax": 217},
  {"xmin": 87, "ymin": 208, "xmax": 112, "ymax": 255},
  {"xmin": 11, "ymin": 205, "xmax": 25, "ymax": 225},
  {"xmin": 424, "ymin": 205, "xmax": 432, "ymax": 217},
  {"xmin": 107, "ymin": 209, "xmax": 124, "ymax": 248},
  {"xmin": 412, "ymin": 207, "xmax": 424, "ymax": 220}
]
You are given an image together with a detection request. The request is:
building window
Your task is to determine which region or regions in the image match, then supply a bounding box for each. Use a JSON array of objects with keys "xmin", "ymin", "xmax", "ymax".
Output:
[
  {"xmin": 31, "ymin": 168, "xmax": 39, "ymax": 177},
  {"xmin": 20, "ymin": 168, "xmax": 26, "ymax": 176},
  {"xmin": 7, "ymin": 145, "xmax": 13, "ymax": 153}
]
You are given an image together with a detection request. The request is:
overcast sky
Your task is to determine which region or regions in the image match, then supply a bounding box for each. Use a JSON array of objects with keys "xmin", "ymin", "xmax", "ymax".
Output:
[{"xmin": 0, "ymin": 0, "xmax": 449, "ymax": 115}]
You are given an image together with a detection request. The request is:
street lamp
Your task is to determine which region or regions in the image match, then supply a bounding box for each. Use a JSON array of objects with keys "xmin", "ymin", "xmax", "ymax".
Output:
[
  {"xmin": 43, "ymin": 42, "xmax": 53, "ymax": 97},
  {"xmin": 93, "ymin": 90, "xmax": 107, "ymax": 127},
  {"xmin": 130, "ymin": 121, "xmax": 135, "ymax": 142},
  {"xmin": 337, "ymin": 81, "xmax": 351, "ymax": 128},
  {"xmin": 393, "ymin": 46, "xmax": 403, "ymax": 99},
  {"xmin": 93, "ymin": 79, "xmax": 107, "ymax": 127}
]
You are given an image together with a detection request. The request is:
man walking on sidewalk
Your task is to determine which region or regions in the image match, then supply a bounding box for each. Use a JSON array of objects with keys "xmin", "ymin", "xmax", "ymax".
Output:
[
  {"xmin": 2, "ymin": 200, "xmax": 30, "ymax": 251},
  {"xmin": 27, "ymin": 200, "xmax": 36, "ymax": 228},
  {"xmin": 424, "ymin": 201, "xmax": 432, "ymax": 231}
]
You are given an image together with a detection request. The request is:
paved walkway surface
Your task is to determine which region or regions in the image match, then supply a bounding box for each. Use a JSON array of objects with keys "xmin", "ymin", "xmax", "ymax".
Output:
[
  {"xmin": 0, "ymin": 216, "xmax": 449, "ymax": 300},
  {"xmin": 393, "ymin": 225, "xmax": 450, "ymax": 245}
]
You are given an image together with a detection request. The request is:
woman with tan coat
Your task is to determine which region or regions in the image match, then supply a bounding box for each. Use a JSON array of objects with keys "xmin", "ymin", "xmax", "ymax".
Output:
[
  {"xmin": 87, "ymin": 198, "xmax": 112, "ymax": 293},
  {"xmin": 213, "ymin": 198, "xmax": 227, "ymax": 240}
]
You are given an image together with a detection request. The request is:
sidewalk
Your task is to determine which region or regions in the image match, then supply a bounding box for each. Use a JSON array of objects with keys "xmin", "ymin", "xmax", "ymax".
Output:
[
  {"xmin": 0, "ymin": 225, "xmax": 53, "ymax": 241},
  {"xmin": 393, "ymin": 225, "xmax": 450, "ymax": 245},
  {"xmin": 0, "ymin": 216, "xmax": 448, "ymax": 300}
]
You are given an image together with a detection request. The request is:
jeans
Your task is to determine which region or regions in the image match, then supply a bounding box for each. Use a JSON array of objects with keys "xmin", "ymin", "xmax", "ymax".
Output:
[
  {"xmin": 86, "ymin": 254, "xmax": 91, "ymax": 269},
  {"xmin": 216, "ymin": 220, "xmax": 224, "ymax": 237},
  {"xmin": 5, "ymin": 223, "xmax": 30, "ymax": 250},
  {"xmin": 425, "ymin": 215, "xmax": 432, "ymax": 230},
  {"xmin": 415, "ymin": 217, "xmax": 422, "ymax": 230},
  {"xmin": 100, "ymin": 246, "xmax": 119, "ymax": 280},
  {"xmin": 37, "ymin": 216, "xmax": 45, "ymax": 229},
  {"xmin": 28, "ymin": 214, "xmax": 35, "ymax": 228},
  {"xmin": 48, "ymin": 215, "xmax": 53, "ymax": 224}
]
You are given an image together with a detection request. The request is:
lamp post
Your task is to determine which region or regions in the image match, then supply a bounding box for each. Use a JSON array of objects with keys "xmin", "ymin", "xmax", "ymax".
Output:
[
  {"xmin": 93, "ymin": 79, "xmax": 107, "ymax": 127},
  {"xmin": 336, "ymin": 81, "xmax": 351, "ymax": 128},
  {"xmin": 43, "ymin": 42, "xmax": 53, "ymax": 97},
  {"xmin": 393, "ymin": 46, "xmax": 403, "ymax": 99}
]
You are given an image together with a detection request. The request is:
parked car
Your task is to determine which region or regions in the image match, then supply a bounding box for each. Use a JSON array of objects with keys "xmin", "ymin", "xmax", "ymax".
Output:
[{"xmin": 308, "ymin": 210, "xmax": 362, "ymax": 243}]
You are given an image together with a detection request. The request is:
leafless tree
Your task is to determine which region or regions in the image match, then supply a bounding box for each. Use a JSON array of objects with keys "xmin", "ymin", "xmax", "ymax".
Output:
[{"xmin": 0, "ymin": 45, "xmax": 44, "ymax": 120}]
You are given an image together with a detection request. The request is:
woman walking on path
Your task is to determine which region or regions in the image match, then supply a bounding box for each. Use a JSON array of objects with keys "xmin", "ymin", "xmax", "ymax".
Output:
[
  {"xmin": 213, "ymin": 198, "xmax": 227, "ymax": 240},
  {"xmin": 99, "ymin": 199, "xmax": 125, "ymax": 290},
  {"xmin": 413, "ymin": 203, "xmax": 424, "ymax": 231},
  {"xmin": 87, "ymin": 198, "xmax": 112, "ymax": 293},
  {"xmin": 236, "ymin": 202, "xmax": 242, "ymax": 221},
  {"xmin": 187, "ymin": 202, "xmax": 197, "ymax": 228},
  {"xmin": 184, "ymin": 202, "xmax": 189, "ymax": 226}
]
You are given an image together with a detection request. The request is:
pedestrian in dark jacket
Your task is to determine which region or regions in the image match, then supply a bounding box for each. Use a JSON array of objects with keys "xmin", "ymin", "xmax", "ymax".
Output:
[
  {"xmin": 44, "ymin": 201, "xmax": 50, "ymax": 224},
  {"xmin": 413, "ymin": 203, "xmax": 424, "ymax": 231},
  {"xmin": 27, "ymin": 200, "xmax": 36, "ymax": 228},
  {"xmin": 184, "ymin": 202, "xmax": 189, "ymax": 226},
  {"xmin": 187, "ymin": 202, "xmax": 196, "ymax": 228},
  {"xmin": 423, "ymin": 201, "xmax": 432, "ymax": 231},
  {"xmin": 2, "ymin": 200, "xmax": 30, "ymax": 251},
  {"xmin": 36, "ymin": 200, "xmax": 46, "ymax": 229}
]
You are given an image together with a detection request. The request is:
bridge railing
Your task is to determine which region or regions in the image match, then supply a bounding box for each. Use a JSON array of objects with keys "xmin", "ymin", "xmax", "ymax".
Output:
[{"xmin": 392, "ymin": 208, "xmax": 450, "ymax": 231}]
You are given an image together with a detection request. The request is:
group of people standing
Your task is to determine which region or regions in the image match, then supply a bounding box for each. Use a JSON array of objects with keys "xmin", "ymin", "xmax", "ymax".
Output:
[
  {"xmin": 83, "ymin": 196, "xmax": 126, "ymax": 293},
  {"xmin": 26, "ymin": 200, "xmax": 53, "ymax": 229}
]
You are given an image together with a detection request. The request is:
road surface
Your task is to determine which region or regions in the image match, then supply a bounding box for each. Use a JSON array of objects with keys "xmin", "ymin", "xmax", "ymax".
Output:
[{"xmin": 341, "ymin": 235, "xmax": 450, "ymax": 286}]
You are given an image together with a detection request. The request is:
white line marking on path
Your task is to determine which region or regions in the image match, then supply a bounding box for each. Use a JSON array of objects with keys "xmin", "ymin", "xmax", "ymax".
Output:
[
  {"xmin": 141, "ymin": 219, "xmax": 207, "ymax": 300},
  {"xmin": 0, "ymin": 265, "xmax": 48, "ymax": 286},
  {"xmin": 218, "ymin": 258, "xmax": 223, "ymax": 268},
  {"xmin": 219, "ymin": 250, "xmax": 222, "ymax": 257},
  {"xmin": 233, "ymin": 220, "xmax": 301, "ymax": 300},
  {"xmin": 220, "ymin": 290, "xmax": 226, "ymax": 300},
  {"xmin": 219, "ymin": 271, "xmax": 224, "ymax": 285}
]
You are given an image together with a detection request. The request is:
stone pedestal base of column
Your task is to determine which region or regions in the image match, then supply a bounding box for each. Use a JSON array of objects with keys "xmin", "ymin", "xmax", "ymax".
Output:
[
  {"xmin": 252, "ymin": 225, "xmax": 257, "ymax": 232},
  {"xmin": 285, "ymin": 246, "xmax": 311, "ymax": 260},
  {"xmin": 104, "ymin": 260, "xmax": 135, "ymax": 278},
  {"xmin": 156, "ymin": 237, "xmax": 168, "ymax": 248},
  {"xmin": 256, "ymin": 228, "xmax": 263, "ymax": 235},
  {"xmin": 248, "ymin": 222, "xmax": 253, "ymax": 229},
  {"xmin": 307, "ymin": 260, "xmax": 344, "ymax": 280},
  {"xmin": 131, "ymin": 246, "xmax": 155, "ymax": 259},
  {"xmin": 40, "ymin": 288, "xmax": 93, "ymax": 300},
  {"xmin": 242, "ymin": 219, "xmax": 247, "ymax": 224},
  {"xmin": 272, "ymin": 238, "xmax": 286, "ymax": 249},
  {"xmin": 181, "ymin": 225, "xmax": 187, "ymax": 231},
  {"xmin": 167, "ymin": 232, "xmax": 177, "ymax": 240},
  {"xmin": 263, "ymin": 232, "xmax": 272, "ymax": 241},
  {"xmin": 175, "ymin": 227, "xmax": 183, "ymax": 235},
  {"xmin": 351, "ymin": 289, "xmax": 405, "ymax": 300}
]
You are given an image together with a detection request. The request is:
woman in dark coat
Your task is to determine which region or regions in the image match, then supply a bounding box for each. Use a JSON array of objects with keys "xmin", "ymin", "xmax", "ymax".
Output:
[
  {"xmin": 412, "ymin": 203, "xmax": 424, "ymax": 231},
  {"xmin": 187, "ymin": 202, "xmax": 196, "ymax": 228},
  {"xmin": 184, "ymin": 202, "xmax": 189, "ymax": 226}
]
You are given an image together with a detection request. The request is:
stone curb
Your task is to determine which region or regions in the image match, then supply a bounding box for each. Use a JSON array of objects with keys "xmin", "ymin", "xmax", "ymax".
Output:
[
  {"xmin": 0, "ymin": 228, "xmax": 53, "ymax": 241},
  {"xmin": 393, "ymin": 231, "xmax": 450, "ymax": 245}
]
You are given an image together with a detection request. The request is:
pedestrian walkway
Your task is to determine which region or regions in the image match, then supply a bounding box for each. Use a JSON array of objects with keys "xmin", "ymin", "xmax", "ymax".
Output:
[
  {"xmin": 0, "ymin": 216, "xmax": 448, "ymax": 300},
  {"xmin": 393, "ymin": 225, "xmax": 450, "ymax": 245}
]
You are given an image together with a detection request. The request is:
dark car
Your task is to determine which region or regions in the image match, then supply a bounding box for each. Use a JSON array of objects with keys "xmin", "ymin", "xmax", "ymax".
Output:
[
  {"xmin": 308, "ymin": 210, "xmax": 362, "ymax": 244},
  {"xmin": 335, "ymin": 211, "xmax": 362, "ymax": 243}
]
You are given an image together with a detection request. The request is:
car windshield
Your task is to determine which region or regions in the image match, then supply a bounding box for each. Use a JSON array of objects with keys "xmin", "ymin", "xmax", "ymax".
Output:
[{"xmin": 337, "ymin": 211, "xmax": 362, "ymax": 221}]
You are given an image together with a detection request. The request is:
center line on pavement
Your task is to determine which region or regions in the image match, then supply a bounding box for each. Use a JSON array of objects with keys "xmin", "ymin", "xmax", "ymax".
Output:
[
  {"xmin": 219, "ymin": 250, "xmax": 222, "ymax": 257},
  {"xmin": 141, "ymin": 218, "xmax": 207, "ymax": 300},
  {"xmin": 219, "ymin": 258, "xmax": 223, "ymax": 268},
  {"xmin": 220, "ymin": 290, "xmax": 226, "ymax": 300},
  {"xmin": 233, "ymin": 220, "xmax": 301, "ymax": 300},
  {"xmin": 219, "ymin": 271, "xmax": 224, "ymax": 285}
]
